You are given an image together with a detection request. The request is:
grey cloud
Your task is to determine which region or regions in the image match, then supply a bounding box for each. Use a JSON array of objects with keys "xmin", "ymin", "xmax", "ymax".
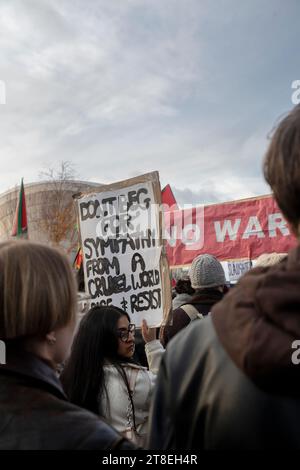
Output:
[
  {"xmin": 172, "ymin": 187, "xmax": 221, "ymax": 207},
  {"xmin": 0, "ymin": 0, "xmax": 298, "ymax": 204}
]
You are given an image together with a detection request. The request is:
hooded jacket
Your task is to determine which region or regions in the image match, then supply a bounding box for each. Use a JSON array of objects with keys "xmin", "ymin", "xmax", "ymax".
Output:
[{"xmin": 148, "ymin": 247, "xmax": 300, "ymax": 450}]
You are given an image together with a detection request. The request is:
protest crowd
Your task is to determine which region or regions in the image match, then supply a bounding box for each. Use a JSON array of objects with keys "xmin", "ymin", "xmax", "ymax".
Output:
[{"xmin": 1, "ymin": 104, "xmax": 300, "ymax": 451}]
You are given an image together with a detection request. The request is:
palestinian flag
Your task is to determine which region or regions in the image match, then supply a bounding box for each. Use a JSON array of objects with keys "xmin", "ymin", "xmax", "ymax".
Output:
[{"xmin": 11, "ymin": 178, "xmax": 28, "ymax": 238}]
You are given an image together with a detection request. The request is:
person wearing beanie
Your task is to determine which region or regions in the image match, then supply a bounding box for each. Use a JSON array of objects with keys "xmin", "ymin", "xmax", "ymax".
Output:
[
  {"xmin": 189, "ymin": 254, "xmax": 226, "ymax": 289},
  {"xmin": 161, "ymin": 254, "xmax": 226, "ymax": 347}
]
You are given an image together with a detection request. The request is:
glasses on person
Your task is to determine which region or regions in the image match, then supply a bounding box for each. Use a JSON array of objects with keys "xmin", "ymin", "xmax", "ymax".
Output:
[{"xmin": 116, "ymin": 323, "xmax": 136, "ymax": 342}]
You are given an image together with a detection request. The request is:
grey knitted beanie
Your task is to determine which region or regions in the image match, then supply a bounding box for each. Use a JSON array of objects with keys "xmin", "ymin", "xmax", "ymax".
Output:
[{"xmin": 189, "ymin": 254, "xmax": 226, "ymax": 289}]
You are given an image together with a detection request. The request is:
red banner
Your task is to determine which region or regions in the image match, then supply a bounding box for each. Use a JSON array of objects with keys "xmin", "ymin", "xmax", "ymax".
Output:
[{"xmin": 165, "ymin": 195, "xmax": 297, "ymax": 266}]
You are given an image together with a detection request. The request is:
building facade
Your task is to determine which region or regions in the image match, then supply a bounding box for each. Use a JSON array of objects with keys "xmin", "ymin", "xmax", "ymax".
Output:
[{"xmin": 0, "ymin": 180, "xmax": 101, "ymax": 260}]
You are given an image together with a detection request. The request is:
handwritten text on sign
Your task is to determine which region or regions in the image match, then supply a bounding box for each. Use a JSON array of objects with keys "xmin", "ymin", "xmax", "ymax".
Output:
[{"xmin": 78, "ymin": 182, "xmax": 163, "ymax": 327}]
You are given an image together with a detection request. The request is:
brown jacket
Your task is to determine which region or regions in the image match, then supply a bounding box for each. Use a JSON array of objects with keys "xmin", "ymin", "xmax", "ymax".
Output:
[
  {"xmin": 213, "ymin": 247, "xmax": 300, "ymax": 395},
  {"xmin": 148, "ymin": 247, "xmax": 300, "ymax": 449}
]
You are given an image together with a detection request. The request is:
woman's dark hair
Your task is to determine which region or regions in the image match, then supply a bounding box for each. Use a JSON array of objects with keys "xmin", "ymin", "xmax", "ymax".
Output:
[
  {"xmin": 175, "ymin": 278, "xmax": 195, "ymax": 296},
  {"xmin": 61, "ymin": 305, "xmax": 134, "ymax": 416}
]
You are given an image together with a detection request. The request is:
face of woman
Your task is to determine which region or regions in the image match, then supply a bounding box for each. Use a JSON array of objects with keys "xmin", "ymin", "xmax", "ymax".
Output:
[{"xmin": 116, "ymin": 315, "xmax": 135, "ymax": 359}]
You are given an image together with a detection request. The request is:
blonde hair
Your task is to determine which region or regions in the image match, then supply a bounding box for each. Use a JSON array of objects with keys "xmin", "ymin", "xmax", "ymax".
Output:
[
  {"xmin": 255, "ymin": 252, "xmax": 286, "ymax": 267},
  {"xmin": 0, "ymin": 240, "xmax": 77, "ymax": 339}
]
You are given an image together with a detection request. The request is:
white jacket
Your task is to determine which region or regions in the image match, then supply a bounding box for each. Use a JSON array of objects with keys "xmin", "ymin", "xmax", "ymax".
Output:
[{"xmin": 98, "ymin": 340, "xmax": 164, "ymax": 446}]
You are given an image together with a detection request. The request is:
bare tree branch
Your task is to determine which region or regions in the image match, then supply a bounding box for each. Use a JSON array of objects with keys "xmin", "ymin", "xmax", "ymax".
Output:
[{"xmin": 38, "ymin": 161, "xmax": 79, "ymax": 253}]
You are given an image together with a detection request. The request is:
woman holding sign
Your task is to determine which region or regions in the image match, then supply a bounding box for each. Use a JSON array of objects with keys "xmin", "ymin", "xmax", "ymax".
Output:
[{"xmin": 61, "ymin": 306, "xmax": 164, "ymax": 447}]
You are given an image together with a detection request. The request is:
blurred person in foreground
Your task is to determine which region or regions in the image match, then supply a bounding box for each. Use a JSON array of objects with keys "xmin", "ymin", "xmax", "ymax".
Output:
[
  {"xmin": 148, "ymin": 104, "xmax": 300, "ymax": 450},
  {"xmin": 0, "ymin": 241, "xmax": 134, "ymax": 450}
]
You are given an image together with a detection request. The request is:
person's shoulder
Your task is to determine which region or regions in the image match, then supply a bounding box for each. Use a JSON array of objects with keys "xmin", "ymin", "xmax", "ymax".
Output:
[
  {"xmin": 172, "ymin": 304, "xmax": 185, "ymax": 314},
  {"xmin": 46, "ymin": 398, "xmax": 135, "ymax": 450},
  {"xmin": 165, "ymin": 315, "xmax": 217, "ymax": 366},
  {"xmin": 172, "ymin": 305, "xmax": 191, "ymax": 321}
]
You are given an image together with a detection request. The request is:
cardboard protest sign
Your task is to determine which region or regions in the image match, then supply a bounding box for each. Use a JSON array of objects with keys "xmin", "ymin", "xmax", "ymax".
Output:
[
  {"xmin": 75, "ymin": 172, "xmax": 172, "ymax": 328},
  {"xmin": 225, "ymin": 259, "xmax": 252, "ymax": 283}
]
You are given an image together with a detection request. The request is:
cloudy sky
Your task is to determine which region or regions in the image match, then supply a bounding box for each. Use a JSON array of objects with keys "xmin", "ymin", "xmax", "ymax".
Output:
[{"xmin": 0, "ymin": 0, "xmax": 299, "ymax": 206}]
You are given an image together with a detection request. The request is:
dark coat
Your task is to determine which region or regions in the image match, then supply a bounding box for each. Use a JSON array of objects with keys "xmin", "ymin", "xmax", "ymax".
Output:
[
  {"xmin": 0, "ymin": 349, "xmax": 135, "ymax": 450},
  {"xmin": 148, "ymin": 248, "xmax": 300, "ymax": 450},
  {"xmin": 161, "ymin": 289, "xmax": 223, "ymax": 347}
]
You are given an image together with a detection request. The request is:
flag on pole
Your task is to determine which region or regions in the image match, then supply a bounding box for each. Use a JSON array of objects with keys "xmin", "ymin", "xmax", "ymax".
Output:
[
  {"xmin": 161, "ymin": 184, "xmax": 178, "ymax": 210},
  {"xmin": 11, "ymin": 178, "xmax": 28, "ymax": 238},
  {"xmin": 73, "ymin": 246, "xmax": 83, "ymax": 270}
]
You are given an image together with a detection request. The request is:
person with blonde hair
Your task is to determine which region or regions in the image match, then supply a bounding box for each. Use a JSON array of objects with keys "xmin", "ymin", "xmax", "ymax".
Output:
[
  {"xmin": 254, "ymin": 252, "xmax": 286, "ymax": 267},
  {"xmin": 0, "ymin": 240, "xmax": 134, "ymax": 450}
]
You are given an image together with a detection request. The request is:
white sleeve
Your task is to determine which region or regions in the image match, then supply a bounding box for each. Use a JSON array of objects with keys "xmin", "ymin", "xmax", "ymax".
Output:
[{"xmin": 144, "ymin": 339, "xmax": 165, "ymax": 374}]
